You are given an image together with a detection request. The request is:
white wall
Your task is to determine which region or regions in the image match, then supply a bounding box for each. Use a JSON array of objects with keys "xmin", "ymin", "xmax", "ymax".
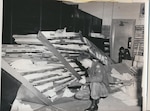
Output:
[{"xmin": 79, "ymin": 2, "xmax": 144, "ymax": 25}]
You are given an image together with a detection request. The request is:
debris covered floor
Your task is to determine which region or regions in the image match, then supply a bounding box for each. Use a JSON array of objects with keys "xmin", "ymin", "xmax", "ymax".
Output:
[
  {"xmin": 11, "ymin": 94, "xmax": 141, "ymax": 111},
  {"xmin": 53, "ymin": 95, "xmax": 141, "ymax": 111},
  {"xmin": 2, "ymin": 31, "xmax": 142, "ymax": 111}
]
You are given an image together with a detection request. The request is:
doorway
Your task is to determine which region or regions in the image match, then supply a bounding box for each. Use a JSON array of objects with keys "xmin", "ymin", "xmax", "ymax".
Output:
[{"xmin": 110, "ymin": 19, "xmax": 135, "ymax": 63}]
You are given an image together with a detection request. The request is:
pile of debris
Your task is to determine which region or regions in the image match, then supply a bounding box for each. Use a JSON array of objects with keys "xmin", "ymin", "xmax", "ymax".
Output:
[{"xmin": 2, "ymin": 28, "xmax": 142, "ymax": 108}]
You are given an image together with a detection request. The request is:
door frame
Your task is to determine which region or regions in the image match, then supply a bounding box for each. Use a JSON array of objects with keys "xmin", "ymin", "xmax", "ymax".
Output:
[{"xmin": 110, "ymin": 19, "xmax": 136, "ymax": 62}]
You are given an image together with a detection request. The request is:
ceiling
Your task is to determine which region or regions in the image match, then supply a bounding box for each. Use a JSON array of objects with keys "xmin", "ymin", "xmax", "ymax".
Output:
[{"xmin": 59, "ymin": 0, "xmax": 146, "ymax": 4}]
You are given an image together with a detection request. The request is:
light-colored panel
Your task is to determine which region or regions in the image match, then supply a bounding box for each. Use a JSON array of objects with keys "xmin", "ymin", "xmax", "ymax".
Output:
[
  {"xmin": 79, "ymin": 2, "xmax": 103, "ymax": 18},
  {"xmin": 79, "ymin": 2, "xmax": 144, "ymax": 25},
  {"xmin": 136, "ymin": 18, "xmax": 144, "ymax": 25},
  {"xmin": 103, "ymin": 2, "xmax": 113, "ymax": 25},
  {"xmin": 1, "ymin": 59, "xmax": 52, "ymax": 105},
  {"xmin": 113, "ymin": 3, "xmax": 141, "ymax": 19},
  {"xmin": 111, "ymin": 19, "xmax": 135, "ymax": 62}
]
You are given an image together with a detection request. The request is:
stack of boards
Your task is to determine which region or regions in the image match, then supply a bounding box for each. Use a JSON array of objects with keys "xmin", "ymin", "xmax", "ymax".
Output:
[{"xmin": 2, "ymin": 31, "xmax": 90, "ymax": 102}]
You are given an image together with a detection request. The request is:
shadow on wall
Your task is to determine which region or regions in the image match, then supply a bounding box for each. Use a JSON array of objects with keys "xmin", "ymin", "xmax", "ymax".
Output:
[{"xmin": 1, "ymin": 69, "xmax": 21, "ymax": 111}]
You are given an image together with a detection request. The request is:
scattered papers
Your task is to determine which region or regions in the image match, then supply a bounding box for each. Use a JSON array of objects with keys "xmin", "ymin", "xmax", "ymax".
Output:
[
  {"xmin": 111, "ymin": 68, "xmax": 133, "ymax": 81},
  {"xmin": 43, "ymin": 88, "xmax": 57, "ymax": 98},
  {"xmin": 112, "ymin": 91, "xmax": 138, "ymax": 106},
  {"xmin": 10, "ymin": 59, "xmax": 35, "ymax": 71},
  {"xmin": 121, "ymin": 82, "xmax": 137, "ymax": 99},
  {"xmin": 110, "ymin": 68, "xmax": 137, "ymax": 99},
  {"xmin": 111, "ymin": 68, "xmax": 122, "ymax": 80},
  {"xmin": 50, "ymin": 95, "xmax": 58, "ymax": 102},
  {"xmin": 79, "ymin": 76, "xmax": 86, "ymax": 84},
  {"xmin": 62, "ymin": 87, "xmax": 75, "ymax": 97},
  {"xmin": 11, "ymin": 100, "xmax": 34, "ymax": 111},
  {"xmin": 122, "ymin": 73, "xmax": 133, "ymax": 80}
]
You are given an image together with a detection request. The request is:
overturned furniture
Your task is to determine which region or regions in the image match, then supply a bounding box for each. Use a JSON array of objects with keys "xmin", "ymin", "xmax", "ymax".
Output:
[{"xmin": 2, "ymin": 30, "xmax": 113, "ymax": 110}]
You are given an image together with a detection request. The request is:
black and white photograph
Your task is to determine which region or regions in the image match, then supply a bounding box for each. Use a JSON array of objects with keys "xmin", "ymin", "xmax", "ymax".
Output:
[{"xmin": 1, "ymin": 0, "xmax": 150, "ymax": 111}]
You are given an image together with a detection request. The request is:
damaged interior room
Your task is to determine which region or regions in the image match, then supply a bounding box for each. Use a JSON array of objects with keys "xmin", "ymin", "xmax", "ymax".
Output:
[{"xmin": 1, "ymin": 0, "xmax": 148, "ymax": 111}]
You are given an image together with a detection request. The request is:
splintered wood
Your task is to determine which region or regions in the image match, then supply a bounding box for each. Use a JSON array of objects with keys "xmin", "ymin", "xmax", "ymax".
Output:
[
  {"xmin": 2, "ymin": 30, "xmax": 88, "ymax": 102},
  {"xmin": 3, "ymin": 29, "xmax": 112, "ymax": 103}
]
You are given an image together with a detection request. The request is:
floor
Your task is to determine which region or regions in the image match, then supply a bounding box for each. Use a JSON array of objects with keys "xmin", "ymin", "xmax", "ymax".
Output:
[
  {"xmin": 53, "ymin": 95, "xmax": 141, "ymax": 111},
  {"xmin": 21, "ymin": 94, "xmax": 141, "ymax": 111}
]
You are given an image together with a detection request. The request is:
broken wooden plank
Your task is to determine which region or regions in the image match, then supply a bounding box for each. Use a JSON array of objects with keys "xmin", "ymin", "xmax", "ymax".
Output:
[
  {"xmin": 58, "ymin": 49, "xmax": 81, "ymax": 53},
  {"xmin": 13, "ymin": 34, "xmax": 37, "ymax": 38},
  {"xmin": 61, "ymin": 53, "xmax": 79, "ymax": 57},
  {"xmin": 49, "ymin": 39, "xmax": 85, "ymax": 45},
  {"xmin": 3, "ymin": 57, "xmax": 60, "ymax": 65},
  {"xmin": 4, "ymin": 53, "xmax": 53, "ymax": 58},
  {"xmin": 9, "ymin": 61, "xmax": 65, "ymax": 74},
  {"xmin": 35, "ymin": 82, "xmax": 54, "ymax": 92},
  {"xmin": 2, "ymin": 48, "xmax": 44, "ymax": 53},
  {"xmin": 2, "ymin": 44, "xmax": 44, "ymax": 48},
  {"xmin": 42, "ymin": 31, "xmax": 80, "ymax": 39},
  {"xmin": 41, "ymin": 77, "xmax": 74, "ymax": 93},
  {"xmin": 33, "ymin": 75, "xmax": 72, "ymax": 86},
  {"xmin": 2, "ymin": 44, "xmax": 31, "ymax": 48},
  {"xmin": 50, "ymin": 41, "xmax": 86, "ymax": 45},
  {"xmin": 47, "ymin": 36, "xmax": 80, "ymax": 40},
  {"xmin": 53, "ymin": 44, "xmax": 89, "ymax": 51},
  {"xmin": 14, "ymin": 39, "xmax": 42, "ymax": 45},
  {"xmin": 56, "ymin": 47, "xmax": 87, "ymax": 52},
  {"xmin": 37, "ymin": 31, "xmax": 81, "ymax": 80},
  {"xmin": 60, "ymin": 52, "xmax": 80, "ymax": 55},
  {"xmin": 28, "ymin": 74, "xmax": 59, "ymax": 83},
  {"xmin": 54, "ymin": 78, "xmax": 76, "ymax": 93},
  {"xmin": 20, "ymin": 66, "xmax": 66, "ymax": 76},
  {"xmin": 43, "ymin": 78, "xmax": 76, "ymax": 99}
]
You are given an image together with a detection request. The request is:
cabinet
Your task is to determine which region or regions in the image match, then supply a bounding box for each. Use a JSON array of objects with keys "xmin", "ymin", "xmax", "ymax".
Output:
[
  {"xmin": 75, "ymin": 9, "xmax": 102, "ymax": 37},
  {"xmin": 3, "ymin": 0, "xmax": 102, "ymax": 43},
  {"xmin": 103, "ymin": 38, "xmax": 110, "ymax": 56},
  {"xmin": 12, "ymin": 0, "xmax": 41, "ymax": 34},
  {"xmin": 87, "ymin": 37, "xmax": 110, "ymax": 56}
]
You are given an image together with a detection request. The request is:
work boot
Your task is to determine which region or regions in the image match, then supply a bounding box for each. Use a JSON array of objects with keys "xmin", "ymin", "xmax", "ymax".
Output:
[{"xmin": 84, "ymin": 99, "xmax": 98, "ymax": 111}]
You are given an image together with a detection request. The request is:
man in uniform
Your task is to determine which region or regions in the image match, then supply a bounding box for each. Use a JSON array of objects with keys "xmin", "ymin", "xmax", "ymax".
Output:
[{"xmin": 76, "ymin": 53, "xmax": 109, "ymax": 111}]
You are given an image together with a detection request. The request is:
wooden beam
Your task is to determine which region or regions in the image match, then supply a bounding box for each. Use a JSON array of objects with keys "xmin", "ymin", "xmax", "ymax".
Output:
[
  {"xmin": 41, "ymin": 77, "xmax": 74, "ymax": 93},
  {"xmin": 29, "ymin": 74, "xmax": 59, "ymax": 83},
  {"xmin": 32, "ymin": 75, "xmax": 72, "ymax": 86},
  {"xmin": 37, "ymin": 31, "xmax": 81, "ymax": 80},
  {"xmin": 20, "ymin": 66, "xmax": 65, "ymax": 76}
]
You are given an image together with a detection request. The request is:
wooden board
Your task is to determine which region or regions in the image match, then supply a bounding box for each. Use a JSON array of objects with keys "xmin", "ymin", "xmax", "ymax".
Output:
[{"xmin": 37, "ymin": 31, "xmax": 81, "ymax": 80}]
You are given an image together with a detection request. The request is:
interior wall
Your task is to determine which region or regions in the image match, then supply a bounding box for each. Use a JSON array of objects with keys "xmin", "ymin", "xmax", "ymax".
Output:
[
  {"xmin": 79, "ymin": 2, "xmax": 144, "ymax": 59},
  {"xmin": 79, "ymin": 2, "xmax": 144, "ymax": 25},
  {"xmin": 2, "ymin": 0, "xmax": 103, "ymax": 44},
  {"xmin": 111, "ymin": 19, "xmax": 135, "ymax": 62}
]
